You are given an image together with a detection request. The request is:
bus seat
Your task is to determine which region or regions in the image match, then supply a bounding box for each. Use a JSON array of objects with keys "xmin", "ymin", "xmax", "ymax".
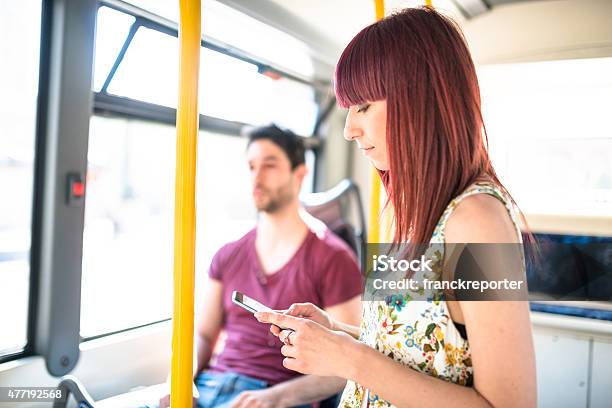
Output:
[{"xmin": 302, "ymin": 178, "xmax": 366, "ymax": 267}]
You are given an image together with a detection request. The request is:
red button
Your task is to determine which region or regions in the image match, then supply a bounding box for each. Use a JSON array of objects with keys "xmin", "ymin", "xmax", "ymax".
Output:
[{"xmin": 72, "ymin": 181, "xmax": 85, "ymax": 197}]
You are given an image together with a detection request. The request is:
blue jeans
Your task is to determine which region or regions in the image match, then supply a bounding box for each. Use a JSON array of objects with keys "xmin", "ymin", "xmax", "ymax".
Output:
[
  {"xmin": 196, "ymin": 371, "xmax": 267, "ymax": 407},
  {"xmin": 144, "ymin": 371, "xmax": 311, "ymax": 408}
]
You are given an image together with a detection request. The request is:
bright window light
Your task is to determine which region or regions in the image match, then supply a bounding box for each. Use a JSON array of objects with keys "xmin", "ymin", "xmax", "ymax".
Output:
[
  {"xmin": 124, "ymin": 0, "xmax": 314, "ymax": 78},
  {"xmin": 93, "ymin": 6, "xmax": 135, "ymax": 91},
  {"xmin": 83, "ymin": 117, "xmax": 320, "ymax": 336},
  {"xmin": 107, "ymin": 27, "xmax": 178, "ymax": 107},
  {"xmin": 202, "ymin": 1, "xmax": 314, "ymax": 78},
  {"xmin": 478, "ymin": 57, "xmax": 612, "ymax": 217},
  {"xmin": 0, "ymin": 0, "xmax": 41, "ymax": 355},
  {"xmin": 108, "ymin": 27, "xmax": 317, "ymax": 135}
]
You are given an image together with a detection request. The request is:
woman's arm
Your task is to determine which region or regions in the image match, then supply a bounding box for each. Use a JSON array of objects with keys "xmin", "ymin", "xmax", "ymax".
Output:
[
  {"xmin": 332, "ymin": 319, "xmax": 361, "ymax": 339},
  {"xmin": 347, "ymin": 299, "xmax": 535, "ymax": 407},
  {"xmin": 327, "ymin": 296, "xmax": 362, "ymax": 339},
  {"xmin": 259, "ymin": 300, "xmax": 535, "ymax": 408}
]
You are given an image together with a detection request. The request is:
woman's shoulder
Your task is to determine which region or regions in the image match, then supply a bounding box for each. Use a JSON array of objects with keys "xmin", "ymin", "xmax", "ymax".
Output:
[{"xmin": 444, "ymin": 191, "xmax": 520, "ymax": 244}]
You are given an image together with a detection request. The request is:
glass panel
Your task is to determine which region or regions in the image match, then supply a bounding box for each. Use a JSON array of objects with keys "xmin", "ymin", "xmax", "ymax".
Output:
[
  {"xmin": 200, "ymin": 49, "xmax": 318, "ymax": 135},
  {"xmin": 81, "ymin": 117, "xmax": 258, "ymax": 337},
  {"xmin": 202, "ymin": 1, "xmax": 313, "ymax": 78},
  {"xmin": 109, "ymin": 27, "xmax": 317, "ymax": 134},
  {"xmin": 124, "ymin": 0, "xmax": 313, "ymax": 77},
  {"xmin": 81, "ymin": 117, "xmax": 176, "ymax": 337},
  {"xmin": 0, "ymin": 1, "xmax": 41, "ymax": 354},
  {"xmin": 478, "ymin": 57, "xmax": 612, "ymax": 216},
  {"xmin": 107, "ymin": 27, "xmax": 178, "ymax": 107},
  {"xmin": 93, "ymin": 6, "xmax": 135, "ymax": 91}
]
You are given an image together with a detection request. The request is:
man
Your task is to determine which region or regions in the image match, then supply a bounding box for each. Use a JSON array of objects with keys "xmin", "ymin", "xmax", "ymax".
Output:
[{"xmin": 160, "ymin": 124, "xmax": 363, "ymax": 408}]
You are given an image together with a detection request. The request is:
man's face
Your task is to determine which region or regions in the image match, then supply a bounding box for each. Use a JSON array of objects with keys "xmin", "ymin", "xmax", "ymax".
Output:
[{"xmin": 247, "ymin": 139, "xmax": 303, "ymax": 213}]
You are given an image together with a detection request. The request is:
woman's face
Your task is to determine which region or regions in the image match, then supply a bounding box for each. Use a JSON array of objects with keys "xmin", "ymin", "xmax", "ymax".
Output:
[{"xmin": 343, "ymin": 100, "xmax": 389, "ymax": 171}]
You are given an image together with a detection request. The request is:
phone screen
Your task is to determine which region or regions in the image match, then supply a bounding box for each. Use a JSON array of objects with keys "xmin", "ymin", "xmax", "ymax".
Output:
[
  {"xmin": 232, "ymin": 291, "xmax": 293, "ymax": 331},
  {"xmin": 232, "ymin": 291, "xmax": 273, "ymax": 314}
]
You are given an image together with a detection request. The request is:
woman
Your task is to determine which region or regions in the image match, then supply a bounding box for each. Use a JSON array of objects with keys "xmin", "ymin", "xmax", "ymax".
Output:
[{"xmin": 256, "ymin": 7, "xmax": 536, "ymax": 407}]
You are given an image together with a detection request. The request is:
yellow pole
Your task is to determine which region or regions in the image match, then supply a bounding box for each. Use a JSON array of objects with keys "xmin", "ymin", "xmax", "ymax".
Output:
[
  {"xmin": 171, "ymin": 0, "xmax": 200, "ymax": 407},
  {"xmin": 368, "ymin": 0, "xmax": 385, "ymax": 244},
  {"xmin": 374, "ymin": 0, "xmax": 385, "ymax": 20},
  {"xmin": 425, "ymin": 0, "xmax": 433, "ymax": 7}
]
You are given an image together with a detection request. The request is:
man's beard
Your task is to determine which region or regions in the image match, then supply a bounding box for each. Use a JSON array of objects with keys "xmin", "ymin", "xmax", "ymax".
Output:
[{"xmin": 255, "ymin": 183, "xmax": 294, "ymax": 213}]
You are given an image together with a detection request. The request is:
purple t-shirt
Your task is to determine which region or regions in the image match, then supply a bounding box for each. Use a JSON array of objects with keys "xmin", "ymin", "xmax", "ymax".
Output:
[{"xmin": 208, "ymin": 227, "xmax": 363, "ymax": 385}]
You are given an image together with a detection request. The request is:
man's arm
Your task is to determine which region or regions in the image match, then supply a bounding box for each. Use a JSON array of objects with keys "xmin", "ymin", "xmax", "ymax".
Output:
[
  {"xmin": 194, "ymin": 277, "xmax": 225, "ymax": 377},
  {"xmin": 233, "ymin": 375, "xmax": 347, "ymax": 408}
]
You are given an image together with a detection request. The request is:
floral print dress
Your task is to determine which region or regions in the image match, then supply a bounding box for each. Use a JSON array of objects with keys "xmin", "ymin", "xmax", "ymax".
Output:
[{"xmin": 338, "ymin": 181, "xmax": 523, "ymax": 407}]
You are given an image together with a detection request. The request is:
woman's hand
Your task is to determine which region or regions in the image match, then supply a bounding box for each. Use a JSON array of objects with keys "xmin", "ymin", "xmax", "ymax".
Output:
[
  {"xmin": 269, "ymin": 302, "xmax": 334, "ymax": 337},
  {"xmin": 254, "ymin": 311, "xmax": 359, "ymax": 378}
]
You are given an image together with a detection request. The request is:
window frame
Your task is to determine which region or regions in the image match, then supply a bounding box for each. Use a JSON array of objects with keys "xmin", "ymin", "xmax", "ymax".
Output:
[
  {"xmin": 1, "ymin": 0, "xmax": 332, "ymax": 369},
  {"xmin": 81, "ymin": 1, "xmax": 326, "ymax": 340}
]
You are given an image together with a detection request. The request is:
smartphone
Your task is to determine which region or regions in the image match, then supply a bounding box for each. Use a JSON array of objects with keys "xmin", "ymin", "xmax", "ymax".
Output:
[
  {"xmin": 232, "ymin": 291, "xmax": 292, "ymax": 331},
  {"xmin": 232, "ymin": 291, "xmax": 273, "ymax": 314}
]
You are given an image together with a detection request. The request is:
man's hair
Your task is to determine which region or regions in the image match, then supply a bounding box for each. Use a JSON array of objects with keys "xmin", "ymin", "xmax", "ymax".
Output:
[{"xmin": 246, "ymin": 124, "xmax": 305, "ymax": 169}]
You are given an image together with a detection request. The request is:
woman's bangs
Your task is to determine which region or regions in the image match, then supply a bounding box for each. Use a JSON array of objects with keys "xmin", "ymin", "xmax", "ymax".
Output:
[{"xmin": 334, "ymin": 26, "xmax": 386, "ymax": 108}]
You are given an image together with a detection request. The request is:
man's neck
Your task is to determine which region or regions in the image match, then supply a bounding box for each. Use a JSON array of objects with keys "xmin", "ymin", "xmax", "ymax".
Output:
[{"xmin": 256, "ymin": 201, "xmax": 308, "ymax": 244}]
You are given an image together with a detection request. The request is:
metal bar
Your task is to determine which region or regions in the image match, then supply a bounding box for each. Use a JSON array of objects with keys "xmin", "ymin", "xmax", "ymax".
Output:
[
  {"xmin": 100, "ymin": 20, "xmax": 139, "ymax": 94},
  {"xmin": 34, "ymin": 0, "xmax": 97, "ymax": 376},
  {"xmin": 23, "ymin": 0, "xmax": 55, "ymax": 366},
  {"xmin": 312, "ymin": 94, "xmax": 337, "ymax": 136},
  {"xmin": 92, "ymin": 92, "xmax": 322, "ymax": 147},
  {"xmin": 81, "ymin": 318, "xmax": 171, "ymax": 342}
]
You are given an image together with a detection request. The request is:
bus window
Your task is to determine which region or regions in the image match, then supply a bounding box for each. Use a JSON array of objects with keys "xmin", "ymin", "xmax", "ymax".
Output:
[
  {"xmin": 123, "ymin": 0, "xmax": 314, "ymax": 78},
  {"xmin": 0, "ymin": 1, "xmax": 41, "ymax": 357},
  {"xmin": 95, "ymin": 2, "xmax": 318, "ymax": 136},
  {"xmin": 106, "ymin": 27, "xmax": 317, "ymax": 135},
  {"xmin": 81, "ymin": 118, "xmax": 315, "ymax": 338},
  {"xmin": 92, "ymin": 6, "xmax": 135, "ymax": 92},
  {"xmin": 478, "ymin": 57, "xmax": 612, "ymax": 217}
]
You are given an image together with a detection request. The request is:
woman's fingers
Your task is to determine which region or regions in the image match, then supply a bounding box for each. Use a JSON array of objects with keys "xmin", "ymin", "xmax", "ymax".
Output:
[
  {"xmin": 280, "ymin": 344, "xmax": 297, "ymax": 358},
  {"xmin": 279, "ymin": 329, "xmax": 296, "ymax": 345},
  {"xmin": 286, "ymin": 302, "xmax": 315, "ymax": 317},
  {"xmin": 254, "ymin": 311, "xmax": 301, "ymax": 330},
  {"xmin": 269, "ymin": 324, "xmax": 281, "ymax": 336},
  {"xmin": 282, "ymin": 357, "xmax": 304, "ymax": 373}
]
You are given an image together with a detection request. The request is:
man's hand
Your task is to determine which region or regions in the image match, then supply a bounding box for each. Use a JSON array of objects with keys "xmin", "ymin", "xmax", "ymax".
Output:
[
  {"xmin": 158, "ymin": 394, "xmax": 198, "ymax": 408},
  {"xmin": 158, "ymin": 380, "xmax": 200, "ymax": 408},
  {"xmin": 230, "ymin": 389, "xmax": 284, "ymax": 408}
]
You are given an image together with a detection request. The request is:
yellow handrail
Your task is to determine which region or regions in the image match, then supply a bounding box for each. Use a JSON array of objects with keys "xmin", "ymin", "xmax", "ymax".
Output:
[
  {"xmin": 171, "ymin": 0, "xmax": 201, "ymax": 406},
  {"xmin": 367, "ymin": 0, "xmax": 385, "ymax": 245}
]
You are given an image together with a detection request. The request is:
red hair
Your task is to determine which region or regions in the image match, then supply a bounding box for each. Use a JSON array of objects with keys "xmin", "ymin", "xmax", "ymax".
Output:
[{"xmin": 335, "ymin": 7, "xmax": 517, "ymax": 244}]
